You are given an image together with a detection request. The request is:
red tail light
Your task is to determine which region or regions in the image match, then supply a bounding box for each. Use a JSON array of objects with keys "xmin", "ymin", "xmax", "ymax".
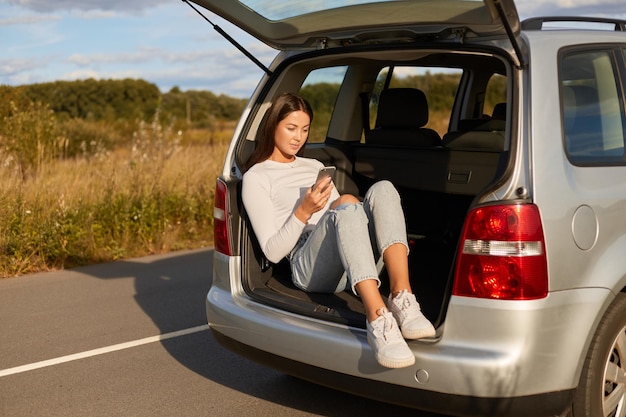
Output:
[
  {"xmin": 213, "ymin": 178, "xmax": 232, "ymax": 255},
  {"xmin": 452, "ymin": 204, "xmax": 548, "ymax": 300}
]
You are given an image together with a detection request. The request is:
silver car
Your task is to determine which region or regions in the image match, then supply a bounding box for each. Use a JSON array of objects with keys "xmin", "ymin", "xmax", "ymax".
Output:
[{"xmin": 194, "ymin": 1, "xmax": 626, "ymax": 415}]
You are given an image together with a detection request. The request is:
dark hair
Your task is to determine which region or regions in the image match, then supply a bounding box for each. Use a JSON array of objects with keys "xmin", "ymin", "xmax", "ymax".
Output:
[{"xmin": 243, "ymin": 92, "xmax": 313, "ymax": 172}]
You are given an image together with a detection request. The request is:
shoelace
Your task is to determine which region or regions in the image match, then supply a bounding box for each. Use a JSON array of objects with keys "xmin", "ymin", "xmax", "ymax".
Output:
[
  {"xmin": 381, "ymin": 314, "xmax": 403, "ymax": 343},
  {"xmin": 397, "ymin": 291, "xmax": 421, "ymax": 314}
]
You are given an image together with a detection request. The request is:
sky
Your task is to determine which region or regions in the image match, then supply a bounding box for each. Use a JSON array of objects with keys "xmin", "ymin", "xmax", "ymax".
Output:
[{"xmin": 1, "ymin": 0, "xmax": 625, "ymax": 98}]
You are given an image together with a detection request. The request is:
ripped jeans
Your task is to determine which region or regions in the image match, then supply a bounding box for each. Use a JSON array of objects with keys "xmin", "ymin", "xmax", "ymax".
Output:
[{"xmin": 289, "ymin": 180, "xmax": 409, "ymax": 295}]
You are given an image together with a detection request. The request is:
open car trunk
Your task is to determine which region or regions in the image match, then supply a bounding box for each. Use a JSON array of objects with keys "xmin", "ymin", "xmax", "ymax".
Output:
[
  {"xmin": 196, "ymin": 0, "xmax": 520, "ymax": 331},
  {"xmin": 241, "ymin": 203, "xmax": 464, "ymax": 329},
  {"xmin": 229, "ymin": 43, "xmax": 514, "ymax": 330},
  {"xmin": 239, "ymin": 141, "xmax": 505, "ymax": 329}
]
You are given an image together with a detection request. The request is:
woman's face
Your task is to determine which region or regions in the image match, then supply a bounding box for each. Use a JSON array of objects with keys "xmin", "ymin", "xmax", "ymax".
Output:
[{"xmin": 270, "ymin": 110, "xmax": 310, "ymax": 162}]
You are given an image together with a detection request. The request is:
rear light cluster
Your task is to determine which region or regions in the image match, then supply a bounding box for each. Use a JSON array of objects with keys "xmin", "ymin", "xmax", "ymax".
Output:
[
  {"xmin": 213, "ymin": 178, "xmax": 232, "ymax": 256},
  {"xmin": 452, "ymin": 204, "xmax": 548, "ymax": 300}
]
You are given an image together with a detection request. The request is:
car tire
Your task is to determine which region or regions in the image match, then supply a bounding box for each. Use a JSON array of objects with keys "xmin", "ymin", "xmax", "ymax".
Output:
[{"xmin": 572, "ymin": 292, "xmax": 626, "ymax": 417}]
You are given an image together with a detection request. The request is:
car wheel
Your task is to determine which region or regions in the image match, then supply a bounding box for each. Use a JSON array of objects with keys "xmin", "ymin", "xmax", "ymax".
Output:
[{"xmin": 573, "ymin": 292, "xmax": 626, "ymax": 417}]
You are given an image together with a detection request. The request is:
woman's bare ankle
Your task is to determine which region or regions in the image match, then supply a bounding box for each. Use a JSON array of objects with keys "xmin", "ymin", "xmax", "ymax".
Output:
[
  {"xmin": 367, "ymin": 306, "xmax": 388, "ymax": 322},
  {"xmin": 390, "ymin": 289, "xmax": 412, "ymax": 299}
]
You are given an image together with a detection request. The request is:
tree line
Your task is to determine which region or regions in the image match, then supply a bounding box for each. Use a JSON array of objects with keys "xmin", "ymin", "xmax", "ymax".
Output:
[
  {"xmin": 0, "ymin": 78, "xmax": 247, "ymax": 127},
  {"xmin": 0, "ymin": 79, "xmax": 247, "ymax": 179}
]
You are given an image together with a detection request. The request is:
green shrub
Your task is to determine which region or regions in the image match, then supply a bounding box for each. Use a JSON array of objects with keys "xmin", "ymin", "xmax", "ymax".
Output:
[
  {"xmin": 0, "ymin": 100, "xmax": 62, "ymax": 179},
  {"xmin": 59, "ymin": 118, "xmax": 119, "ymax": 159}
]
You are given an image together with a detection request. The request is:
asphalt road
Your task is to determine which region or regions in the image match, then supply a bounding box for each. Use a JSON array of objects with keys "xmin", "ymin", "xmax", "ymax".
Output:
[{"xmin": 0, "ymin": 248, "xmax": 447, "ymax": 417}]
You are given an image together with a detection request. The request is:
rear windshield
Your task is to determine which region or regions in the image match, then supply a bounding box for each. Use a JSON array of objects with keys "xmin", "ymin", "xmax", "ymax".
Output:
[
  {"xmin": 239, "ymin": 0, "xmax": 485, "ymax": 22},
  {"xmin": 240, "ymin": 0, "xmax": 392, "ymax": 20}
]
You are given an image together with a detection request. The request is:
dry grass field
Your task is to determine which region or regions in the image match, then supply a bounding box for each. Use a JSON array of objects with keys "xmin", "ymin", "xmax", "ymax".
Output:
[{"xmin": 0, "ymin": 122, "xmax": 230, "ymax": 277}]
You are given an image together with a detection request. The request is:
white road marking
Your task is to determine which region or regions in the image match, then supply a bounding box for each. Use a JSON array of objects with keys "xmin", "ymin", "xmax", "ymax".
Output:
[{"xmin": 0, "ymin": 324, "xmax": 210, "ymax": 378}]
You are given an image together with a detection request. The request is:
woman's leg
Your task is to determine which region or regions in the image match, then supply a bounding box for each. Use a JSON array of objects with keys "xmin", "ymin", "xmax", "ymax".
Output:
[
  {"xmin": 383, "ymin": 243, "xmax": 412, "ymax": 296},
  {"xmin": 355, "ymin": 279, "xmax": 385, "ymax": 322},
  {"xmin": 291, "ymin": 193, "xmax": 416, "ymax": 368},
  {"xmin": 363, "ymin": 181, "xmax": 436, "ymax": 339},
  {"xmin": 361, "ymin": 181, "xmax": 411, "ymax": 290},
  {"xmin": 325, "ymin": 192, "xmax": 415, "ymax": 318},
  {"xmin": 328, "ymin": 196, "xmax": 417, "ymax": 367},
  {"xmin": 289, "ymin": 216, "xmax": 348, "ymax": 294},
  {"xmin": 329, "ymin": 195, "xmax": 387, "ymax": 321}
]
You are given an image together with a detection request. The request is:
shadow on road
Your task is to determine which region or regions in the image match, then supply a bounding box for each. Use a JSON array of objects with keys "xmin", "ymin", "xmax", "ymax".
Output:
[{"xmin": 81, "ymin": 248, "xmax": 444, "ymax": 417}]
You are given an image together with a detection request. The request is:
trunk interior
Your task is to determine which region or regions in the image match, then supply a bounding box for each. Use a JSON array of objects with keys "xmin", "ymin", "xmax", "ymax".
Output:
[{"xmin": 240, "ymin": 141, "xmax": 506, "ymax": 329}]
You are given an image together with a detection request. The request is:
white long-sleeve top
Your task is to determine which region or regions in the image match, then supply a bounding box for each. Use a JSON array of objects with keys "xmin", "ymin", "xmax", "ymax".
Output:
[{"xmin": 242, "ymin": 157, "xmax": 340, "ymax": 264}]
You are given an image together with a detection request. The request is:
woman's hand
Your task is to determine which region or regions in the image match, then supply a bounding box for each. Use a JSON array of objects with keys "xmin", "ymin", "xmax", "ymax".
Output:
[{"xmin": 294, "ymin": 176, "xmax": 333, "ymax": 223}]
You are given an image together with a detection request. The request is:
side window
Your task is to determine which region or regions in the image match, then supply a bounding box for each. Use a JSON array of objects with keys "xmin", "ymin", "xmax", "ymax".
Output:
[
  {"xmin": 299, "ymin": 67, "xmax": 346, "ymax": 143},
  {"xmin": 560, "ymin": 49, "xmax": 626, "ymax": 164},
  {"xmin": 484, "ymin": 74, "xmax": 507, "ymax": 119}
]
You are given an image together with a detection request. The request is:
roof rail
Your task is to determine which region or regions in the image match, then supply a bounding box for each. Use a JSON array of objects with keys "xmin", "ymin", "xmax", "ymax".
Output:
[{"xmin": 522, "ymin": 16, "xmax": 626, "ymax": 32}]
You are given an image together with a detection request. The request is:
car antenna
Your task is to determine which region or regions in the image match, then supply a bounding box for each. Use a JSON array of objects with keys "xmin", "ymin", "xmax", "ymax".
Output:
[{"xmin": 182, "ymin": 0, "xmax": 272, "ymax": 76}]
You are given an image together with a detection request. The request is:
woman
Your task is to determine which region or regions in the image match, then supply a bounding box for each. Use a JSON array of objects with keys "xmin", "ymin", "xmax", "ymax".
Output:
[{"xmin": 242, "ymin": 92, "xmax": 435, "ymax": 369}]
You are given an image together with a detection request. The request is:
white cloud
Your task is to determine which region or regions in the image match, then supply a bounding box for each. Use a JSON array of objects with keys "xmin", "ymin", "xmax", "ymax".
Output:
[
  {"xmin": 517, "ymin": 0, "xmax": 626, "ymax": 18},
  {"xmin": 70, "ymin": 9, "xmax": 119, "ymax": 19},
  {"xmin": 57, "ymin": 43, "xmax": 275, "ymax": 96},
  {"xmin": 7, "ymin": 0, "xmax": 170, "ymax": 13},
  {"xmin": 61, "ymin": 69, "xmax": 101, "ymax": 80},
  {"xmin": 0, "ymin": 58, "xmax": 42, "ymax": 76},
  {"xmin": 66, "ymin": 44, "xmax": 275, "ymax": 70},
  {"xmin": 0, "ymin": 57, "xmax": 51, "ymax": 85},
  {"xmin": 0, "ymin": 14, "xmax": 60, "ymax": 25},
  {"xmin": 9, "ymin": 34, "xmax": 66, "ymax": 53},
  {"xmin": 67, "ymin": 49, "xmax": 162, "ymax": 66}
]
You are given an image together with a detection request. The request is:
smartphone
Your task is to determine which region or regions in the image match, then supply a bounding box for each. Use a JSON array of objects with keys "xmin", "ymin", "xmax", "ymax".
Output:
[{"xmin": 312, "ymin": 166, "xmax": 336, "ymax": 191}]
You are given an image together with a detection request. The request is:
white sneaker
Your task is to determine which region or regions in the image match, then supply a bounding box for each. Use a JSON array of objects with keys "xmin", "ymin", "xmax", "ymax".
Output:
[
  {"xmin": 388, "ymin": 290, "xmax": 436, "ymax": 339},
  {"xmin": 366, "ymin": 309, "xmax": 415, "ymax": 368}
]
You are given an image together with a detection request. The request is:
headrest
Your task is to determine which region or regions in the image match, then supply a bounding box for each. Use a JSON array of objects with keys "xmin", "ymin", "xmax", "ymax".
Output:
[
  {"xmin": 492, "ymin": 102, "xmax": 506, "ymax": 120},
  {"xmin": 375, "ymin": 88, "xmax": 429, "ymax": 129}
]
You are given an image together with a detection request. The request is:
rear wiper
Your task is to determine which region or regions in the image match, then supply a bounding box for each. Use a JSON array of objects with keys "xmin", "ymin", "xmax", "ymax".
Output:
[{"xmin": 182, "ymin": 0, "xmax": 273, "ymax": 76}]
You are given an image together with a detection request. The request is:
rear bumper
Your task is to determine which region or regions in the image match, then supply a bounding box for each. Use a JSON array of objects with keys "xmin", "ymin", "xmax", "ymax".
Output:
[
  {"xmin": 211, "ymin": 328, "xmax": 574, "ymax": 417},
  {"xmin": 207, "ymin": 254, "xmax": 612, "ymax": 416}
]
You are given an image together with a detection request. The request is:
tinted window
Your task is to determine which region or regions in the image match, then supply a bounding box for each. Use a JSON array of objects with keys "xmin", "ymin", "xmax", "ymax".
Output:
[{"xmin": 560, "ymin": 49, "xmax": 626, "ymax": 164}]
